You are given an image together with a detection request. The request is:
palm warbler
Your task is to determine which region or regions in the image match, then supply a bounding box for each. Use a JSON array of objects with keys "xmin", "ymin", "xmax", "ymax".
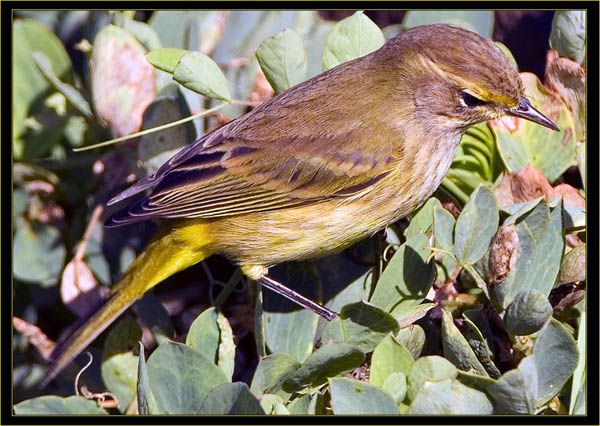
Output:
[{"xmin": 43, "ymin": 23, "xmax": 558, "ymax": 385}]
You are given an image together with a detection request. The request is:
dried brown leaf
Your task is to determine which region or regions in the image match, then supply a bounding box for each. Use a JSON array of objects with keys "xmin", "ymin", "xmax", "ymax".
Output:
[
  {"xmin": 250, "ymin": 68, "xmax": 274, "ymax": 105},
  {"xmin": 92, "ymin": 26, "xmax": 156, "ymax": 137},
  {"xmin": 13, "ymin": 316, "xmax": 55, "ymax": 359},
  {"xmin": 60, "ymin": 258, "xmax": 107, "ymax": 318},
  {"xmin": 545, "ymin": 50, "xmax": 586, "ymax": 142},
  {"xmin": 495, "ymin": 165, "xmax": 584, "ymax": 209}
]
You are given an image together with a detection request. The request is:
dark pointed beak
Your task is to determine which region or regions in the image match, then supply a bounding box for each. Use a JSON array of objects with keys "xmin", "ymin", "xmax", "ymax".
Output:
[{"xmin": 507, "ymin": 97, "xmax": 559, "ymax": 131}]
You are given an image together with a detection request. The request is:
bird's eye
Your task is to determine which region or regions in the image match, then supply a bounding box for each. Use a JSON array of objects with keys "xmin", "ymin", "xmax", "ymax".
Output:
[{"xmin": 461, "ymin": 92, "xmax": 487, "ymax": 107}]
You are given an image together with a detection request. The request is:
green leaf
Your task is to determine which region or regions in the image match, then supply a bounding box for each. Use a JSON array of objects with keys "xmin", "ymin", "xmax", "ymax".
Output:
[
  {"xmin": 533, "ymin": 318, "xmax": 579, "ymax": 406},
  {"xmin": 369, "ymin": 233, "xmax": 436, "ymax": 321},
  {"xmin": 493, "ymin": 200, "xmax": 564, "ymax": 310},
  {"xmin": 101, "ymin": 317, "xmax": 142, "ymax": 412},
  {"xmin": 137, "ymin": 344, "xmax": 159, "ymax": 415},
  {"xmin": 520, "ymin": 200, "xmax": 564, "ymax": 294},
  {"xmin": 504, "ymin": 289, "xmax": 552, "ymax": 335},
  {"xmin": 370, "ymin": 334, "xmax": 415, "ymax": 387},
  {"xmin": 282, "ymin": 343, "xmax": 364, "ymax": 393},
  {"xmin": 14, "ymin": 396, "xmax": 107, "ymax": 415},
  {"xmin": 147, "ymin": 48, "xmax": 187, "ymax": 73},
  {"xmin": 256, "ymin": 28, "xmax": 307, "ymax": 93},
  {"xmin": 13, "ymin": 19, "xmax": 74, "ymax": 142},
  {"xmin": 453, "ymin": 185, "xmax": 499, "ymax": 265},
  {"xmin": 31, "ymin": 52, "xmax": 93, "ymax": 118},
  {"xmin": 185, "ymin": 307, "xmax": 235, "ymax": 380},
  {"xmin": 501, "ymin": 197, "xmax": 544, "ymax": 223},
  {"xmin": 199, "ymin": 382, "xmax": 265, "ymax": 415},
  {"xmin": 173, "ymin": 51, "xmax": 231, "ymax": 101},
  {"xmin": 381, "ymin": 372, "xmax": 407, "ymax": 404},
  {"xmin": 403, "ymin": 11, "xmax": 494, "ymax": 37},
  {"xmin": 13, "ymin": 221, "xmax": 65, "ymax": 287},
  {"xmin": 122, "ymin": 18, "xmax": 162, "ymax": 51},
  {"xmin": 490, "ymin": 223, "xmax": 536, "ymax": 310},
  {"xmin": 550, "ymin": 11, "xmax": 586, "ymax": 64},
  {"xmin": 433, "ymin": 205, "xmax": 456, "ymax": 250},
  {"xmin": 250, "ymin": 352, "xmax": 301, "ymax": 400},
  {"xmin": 440, "ymin": 310, "xmax": 488, "ymax": 376},
  {"xmin": 325, "ymin": 301, "xmax": 399, "ymax": 353},
  {"xmin": 145, "ymin": 341, "xmax": 228, "ymax": 414},
  {"xmin": 407, "ymin": 378, "xmax": 493, "ymax": 414},
  {"xmin": 486, "ymin": 356, "xmax": 538, "ymax": 414},
  {"xmin": 407, "ymin": 356, "xmax": 457, "ymax": 401},
  {"xmin": 492, "ymin": 73, "xmax": 577, "ymax": 183},
  {"xmin": 395, "ymin": 325, "xmax": 426, "ymax": 360},
  {"xmin": 405, "ymin": 197, "xmax": 443, "ymax": 239},
  {"xmin": 329, "ymin": 377, "xmax": 399, "ymax": 414},
  {"xmin": 322, "ymin": 11, "xmax": 384, "ymax": 70}
]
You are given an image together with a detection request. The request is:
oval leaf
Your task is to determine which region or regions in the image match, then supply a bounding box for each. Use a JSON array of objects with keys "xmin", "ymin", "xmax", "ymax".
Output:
[
  {"xmin": 173, "ymin": 51, "xmax": 231, "ymax": 101},
  {"xmin": 329, "ymin": 377, "xmax": 398, "ymax": 415},
  {"xmin": 370, "ymin": 334, "xmax": 415, "ymax": 387},
  {"xmin": 407, "ymin": 356, "xmax": 457, "ymax": 401},
  {"xmin": 322, "ymin": 11, "xmax": 384, "ymax": 70},
  {"xmin": 147, "ymin": 48, "xmax": 187, "ymax": 73},
  {"xmin": 370, "ymin": 232, "xmax": 436, "ymax": 321},
  {"xmin": 407, "ymin": 378, "xmax": 493, "ymax": 414},
  {"xmin": 433, "ymin": 205, "xmax": 456, "ymax": 250},
  {"xmin": 256, "ymin": 28, "xmax": 307, "ymax": 93},
  {"xmin": 335, "ymin": 301, "xmax": 399, "ymax": 353},
  {"xmin": 146, "ymin": 341, "xmax": 228, "ymax": 414},
  {"xmin": 504, "ymin": 289, "xmax": 552, "ymax": 335},
  {"xmin": 533, "ymin": 318, "xmax": 579, "ymax": 406},
  {"xmin": 14, "ymin": 396, "xmax": 107, "ymax": 415},
  {"xmin": 13, "ymin": 221, "xmax": 65, "ymax": 287},
  {"xmin": 250, "ymin": 352, "xmax": 301, "ymax": 399},
  {"xmin": 185, "ymin": 307, "xmax": 220, "ymax": 364},
  {"xmin": 550, "ymin": 11, "xmax": 586, "ymax": 64},
  {"xmin": 282, "ymin": 343, "xmax": 364, "ymax": 393},
  {"xmin": 453, "ymin": 185, "xmax": 499, "ymax": 265}
]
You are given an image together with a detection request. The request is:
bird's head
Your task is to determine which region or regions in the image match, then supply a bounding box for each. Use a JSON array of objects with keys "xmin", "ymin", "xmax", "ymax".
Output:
[{"xmin": 376, "ymin": 24, "xmax": 558, "ymax": 133}]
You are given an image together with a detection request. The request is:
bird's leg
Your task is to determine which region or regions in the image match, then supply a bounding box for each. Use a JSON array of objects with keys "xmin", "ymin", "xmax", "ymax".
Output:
[{"xmin": 257, "ymin": 275, "xmax": 338, "ymax": 321}]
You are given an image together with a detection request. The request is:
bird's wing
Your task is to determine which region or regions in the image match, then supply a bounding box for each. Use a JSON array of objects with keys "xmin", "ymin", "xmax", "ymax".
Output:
[
  {"xmin": 106, "ymin": 118, "xmax": 397, "ymax": 226},
  {"xmin": 107, "ymin": 83, "xmax": 400, "ymax": 226}
]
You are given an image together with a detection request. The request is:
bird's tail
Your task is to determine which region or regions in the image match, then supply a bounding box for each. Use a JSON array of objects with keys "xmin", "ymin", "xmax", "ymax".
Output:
[{"xmin": 41, "ymin": 221, "xmax": 212, "ymax": 387}]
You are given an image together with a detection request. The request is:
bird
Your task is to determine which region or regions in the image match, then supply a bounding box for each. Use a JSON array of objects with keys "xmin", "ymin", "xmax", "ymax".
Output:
[{"xmin": 42, "ymin": 23, "xmax": 558, "ymax": 386}]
